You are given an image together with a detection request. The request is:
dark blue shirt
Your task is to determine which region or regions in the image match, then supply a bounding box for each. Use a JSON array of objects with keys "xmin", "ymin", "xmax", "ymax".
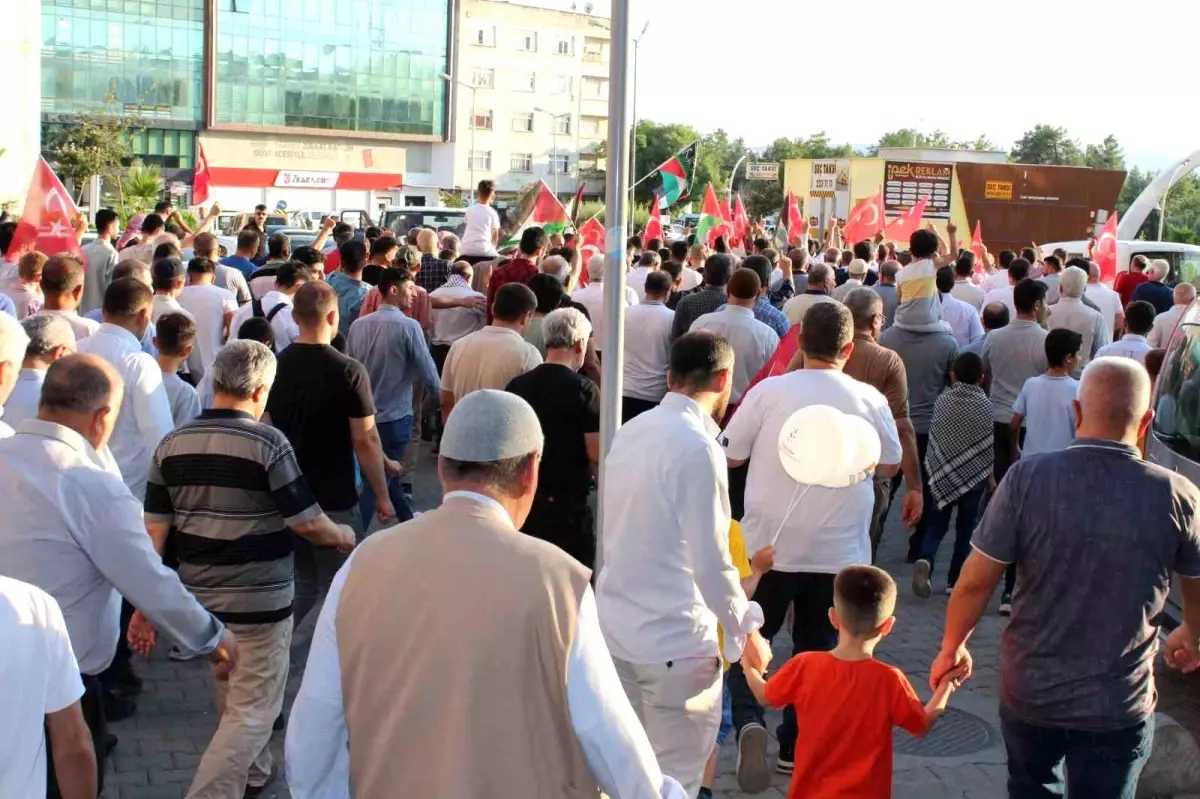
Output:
[
  {"xmin": 974, "ymin": 438, "xmax": 1200, "ymax": 731},
  {"xmin": 220, "ymin": 255, "xmax": 257, "ymax": 280},
  {"xmin": 1130, "ymin": 280, "xmax": 1173, "ymax": 315}
]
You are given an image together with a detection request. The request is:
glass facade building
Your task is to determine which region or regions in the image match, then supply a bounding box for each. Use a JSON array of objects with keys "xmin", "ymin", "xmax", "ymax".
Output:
[{"xmin": 213, "ymin": 0, "xmax": 450, "ymax": 138}]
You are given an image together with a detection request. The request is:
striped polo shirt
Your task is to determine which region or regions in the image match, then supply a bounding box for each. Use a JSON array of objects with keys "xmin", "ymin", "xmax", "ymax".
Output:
[{"xmin": 145, "ymin": 409, "xmax": 322, "ymax": 624}]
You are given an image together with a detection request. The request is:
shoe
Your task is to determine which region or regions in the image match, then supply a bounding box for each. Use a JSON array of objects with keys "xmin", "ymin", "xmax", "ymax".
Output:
[
  {"xmin": 776, "ymin": 746, "xmax": 795, "ymax": 775},
  {"xmin": 244, "ymin": 767, "xmax": 277, "ymax": 798},
  {"xmin": 945, "ymin": 584, "xmax": 954, "ymax": 597},
  {"xmin": 103, "ymin": 690, "xmax": 137, "ymax": 722},
  {"xmin": 101, "ymin": 665, "xmax": 143, "ymax": 696},
  {"xmin": 912, "ymin": 559, "xmax": 932, "ymax": 599},
  {"xmin": 735, "ymin": 723, "xmax": 771, "ymax": 793},
  {"xmin": 999, "ymin": 592, "xmax": 1012, "ymax": 617},
  {"xmin": 168, "ymin": 645, "xmax": 196, "ymax": 662}
]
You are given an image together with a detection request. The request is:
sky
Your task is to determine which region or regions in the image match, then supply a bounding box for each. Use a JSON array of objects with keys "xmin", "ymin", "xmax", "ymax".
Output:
[{"xmin": 521, "ymin": 0, "xmax": 1200, "ymax": 172}]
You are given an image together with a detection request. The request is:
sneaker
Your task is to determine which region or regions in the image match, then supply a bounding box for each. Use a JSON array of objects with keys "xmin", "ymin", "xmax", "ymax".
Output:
[
  {"xmin": 243, "ymin": 767, "xmax": 277, "ymax": 798},
  {"xmin": 999, "ymin": 593, "xmax": 1012, "ymax": 617},
  {"xmin": 912, "ymin": 559, "xmax": 932, "ymax": 599},
  {"xmin": 776, "ymin": 746, "xmax": 795, "ymax": 775},
  {"xmin": 735, "ymin": 723, "xmax": 771, "ymax": 793}
]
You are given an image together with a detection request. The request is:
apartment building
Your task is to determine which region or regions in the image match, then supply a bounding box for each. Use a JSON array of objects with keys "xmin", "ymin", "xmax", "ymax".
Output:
[{"xmin": 444, "ymin": 0, "xmax": 610, "ymax": 200}]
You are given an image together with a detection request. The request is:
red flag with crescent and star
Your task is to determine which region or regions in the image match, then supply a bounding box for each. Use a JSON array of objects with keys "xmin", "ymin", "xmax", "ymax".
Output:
[
  {"xmin": 733, "ymin": 194, "xmax": 750, "ymax": 248},
  {"xmin": 643, "ymin": 199, "xmax": 663, "ymax": 244},
  {"xmin": 970, "ymin": 221, "xmax": 986, "ymax": 274},
  {"xmin": 786, "ymin": 190, "xmax": 807, "ymax": 246},
  {"xmin": 1094, "ymin": 213, "xmax": 1119, "ymax": 285},
  {"xmin": 841, "ymin": 189, "xmax": 885, "ymax": 246},
  {"xmin": 578, "ymin": 216, "xmax": 606, "ymax": 286},
  {"xmin": 882, "ymin": 195, "xmax": 929, "ymax": 243},
  {"xmin": 193, "ymin": 143, "xmax": 212, "ymax": 206},
  {"xmin": 7, "ymin": 158, "xmax": 82, "ymax": 260}
]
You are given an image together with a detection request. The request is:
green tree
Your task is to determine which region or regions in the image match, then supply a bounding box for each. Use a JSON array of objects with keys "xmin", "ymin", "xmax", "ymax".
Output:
[
  {"xmin": 44, "ymin": 114, "xmax": 131, "ymax": 202},
  {"xmin": 952, "ymin": 135, "xmax": 998, "ymax": 151},
  {"xmin": 1084, "ymin": 134, "xmax": 1126, "ymax": 171},
  {"xmin": 122, "ymin": 165, "xmax": 162, "ymax": 212},
  {"xmin": 1009, "ymin": 124, "xmax": 1085, "ymax": 166},
  {"xmin": 740, "ymin": 133, "xmax": 854, "ymax": 219},
  {"xmin": 1116, "ymin": 167, "xmax": 1200, "ymax": 243},
  {"xmin": 629, "ymin": 120, "xmax": 704, "ymax": 206},
  {"xmin": 869, "ymin": 129, "xmax": 951, "ymax": 154}
]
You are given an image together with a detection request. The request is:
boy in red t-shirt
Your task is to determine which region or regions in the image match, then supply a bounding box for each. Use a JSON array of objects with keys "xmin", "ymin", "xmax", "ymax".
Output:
[{"xmin": 741, "ymin": 565, "xmax": 962, "ymax": 798}]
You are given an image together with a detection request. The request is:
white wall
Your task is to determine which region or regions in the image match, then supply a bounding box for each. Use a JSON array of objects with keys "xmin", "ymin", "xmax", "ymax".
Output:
[{"xmin": 0, "ymin": 0, "xmax": 42, "ymax": 209}]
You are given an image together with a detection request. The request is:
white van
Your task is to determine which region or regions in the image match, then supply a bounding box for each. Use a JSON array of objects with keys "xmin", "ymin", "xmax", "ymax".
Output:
[{"xmin": 1039, "ymin": 240, "xmax": 1200, "ymax": 284}]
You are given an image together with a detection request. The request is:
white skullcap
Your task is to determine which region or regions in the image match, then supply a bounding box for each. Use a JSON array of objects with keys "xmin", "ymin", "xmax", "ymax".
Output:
[{"xmin": 441, "ymin": 389, "xmax": 544, "ymax": 462}]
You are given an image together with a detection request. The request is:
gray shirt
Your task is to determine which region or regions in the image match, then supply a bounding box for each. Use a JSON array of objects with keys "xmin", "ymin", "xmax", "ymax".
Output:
[
  {"xmin": 981, "ymin": 319, "xmax": 1048, "ymax": 423},
  {"xmin": 878, "ymin": 326, "xmax": 957, "ymax": 434},
  {"xmin": 973, "ymin": 438, "xmax": 1200, "ymax": 731},
  {"xmin": 872, "ymin": 284, "xmax": 898, "ymax": 330},
  {"xmin": 346, "ymin": 304, "xmax": 441, "ymax": 424},
  {"xmin": 80, "ymin": 238, "xmax": 119, "ymax": 316}
]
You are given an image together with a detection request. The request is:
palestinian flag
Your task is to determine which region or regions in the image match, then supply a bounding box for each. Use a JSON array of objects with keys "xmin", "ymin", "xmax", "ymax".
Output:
[
  {"xmin": 696, "ymin": 184, "xmax": 731, "ymax": 246},
  {"xmin": 499, "ymin": 180, "xmax": 570, "ymax": 252},
  {"xmin": 655, "ymin": 142, "xmax": 697, "ymax": 210}
]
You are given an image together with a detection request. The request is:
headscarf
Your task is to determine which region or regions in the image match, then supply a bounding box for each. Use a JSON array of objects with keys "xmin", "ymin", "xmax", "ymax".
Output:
[{"xmin": 117, "ymin": 214, "xmax": 146, "ymax": 250}]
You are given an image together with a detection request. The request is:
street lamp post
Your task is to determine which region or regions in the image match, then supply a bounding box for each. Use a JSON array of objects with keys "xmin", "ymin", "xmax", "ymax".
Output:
[
  {"xmin": 628, "ymin": 19, "xmax": 650, "ymax": 226},
  {"xmin": 534, "ymin": 107, "xmax": 565, "ymax": 196},
  {"xmin": 440, "ymin": 72, "xmax": 477, "ymax": 202}
]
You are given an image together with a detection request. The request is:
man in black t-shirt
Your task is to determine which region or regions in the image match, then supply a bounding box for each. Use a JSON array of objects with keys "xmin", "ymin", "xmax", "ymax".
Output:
[
  {"xmin": 265, "ymin": 281, "xmax": 400, "ymax": 646},
  {"xmin": 506, "ymin": 306, "xmax": 600, "ymax": 568}
]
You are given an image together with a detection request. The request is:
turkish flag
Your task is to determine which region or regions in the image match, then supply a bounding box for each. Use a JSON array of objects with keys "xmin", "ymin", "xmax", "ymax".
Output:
[
  {"xmin": 882, "ymin": 196, "xmax": 929, "ymax": 243},
  {"xmin": 970, "ymin": 221, "xmax": 986, "ymax": 274},
  {"xmin": 7, "ymin": 158, "xmax": 82, "ymax": 261},
  {"xmin": 643, "ymin": 200, "xmax": 663, "ymax": 244},
  {"xmin": 578, "ymin": 216, "xmax": 606, "ymax": 286},
  {"xmin": 841, "ymin": 189, "xmax": 885, "ymax": 246},
  {"xmin": 1094, "ymin": 213, "xmax": 1119, "ymax": 285},
  {"xmin": 733, "ymin": 194, "xmax": 750, "ymax": 247},
  {"xmin": 193, "ymin": 143, "xmax": 212, "ymax": 206},
  {"xmin": 786, "ymin": 191, "xmax": 807, "ymax": 245}
]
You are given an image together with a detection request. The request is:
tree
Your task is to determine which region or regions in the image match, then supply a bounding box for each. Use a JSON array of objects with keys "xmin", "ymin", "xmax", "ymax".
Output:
[
  {"xmin": 1116, "ymin": 166, "xmax": 1200, "ymax": 243},
  {"xmin": 122, "ymin": 165, "xmax": 162, "ymax": 212},
  {"xmin": 44, "ymin": 114, "xmax": 131, "ymax": 202},
  {"xmin": 1009, "ymin": 124, "xmax": 1085, "ymax": 166},
  {"xmin": 629, "ymin": 120, "xmax": 704, "ymax": 206},
  {"xmin": 740, "ymin": 133, "xmax": 854, "ymax": 219},
  {"xmin": 1085, "ymin": 134, "xmax": 1126, "ymax": 171},
  {"xmin": 869, "ymin": 129, "xmax": 951, "ymax": 154},
  {"xmin": 952, "ymin": 135, "xmax": 998, "ymax": 151}
]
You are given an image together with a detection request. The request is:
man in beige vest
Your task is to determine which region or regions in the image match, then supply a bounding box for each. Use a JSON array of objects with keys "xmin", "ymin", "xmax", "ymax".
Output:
[{"xmin": 285, "ymin": 389, "xmax": 686, "ymax": 799}]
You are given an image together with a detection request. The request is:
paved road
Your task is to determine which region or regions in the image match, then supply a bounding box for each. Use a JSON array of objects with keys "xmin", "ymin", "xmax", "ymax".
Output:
[{"xmin": 98, "ymin": 444, "xmax": 1199, "ymax": 798}]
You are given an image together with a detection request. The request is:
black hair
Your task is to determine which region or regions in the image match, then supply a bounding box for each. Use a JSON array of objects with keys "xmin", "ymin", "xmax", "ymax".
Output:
[
  {"xmin": 669, "ymin": 331, "xmax": 734, "ymax": 392},
  {"xmin": 935, "ymin": 266, "xmax": 955, "ymax": 294},
  {"xmin": 95, "ymin": 208, "xmax": 119, "ymax": 235},
  {"xmin": 103, "ymin": 277, "xmax": 153, "ymax": 318},
  {"xmin": 186, "ymin": 256, "xmax": 216, "ymax": 275},
  {"xmin": 237, "ymin": 228, "xmax": 261, "ymax": 251},
  {"xmin": 155, "ymin": 312, "xmax": 196, "ymax": 356},
  {"xmin": 998, "ymin": 250, "xmax": 1016, "ymax": 269},
  {"xmin": 740, "ymin": 254, "xmax": 772, "ymax": 291},
  {"xmin": 645, "ymin": 270, "xmax": 673, "ymax": 296},
  {"xmin": 1045, "ymin": 328, "xmax": 1082, "ymax": 367},
  {"xmin": 236, "ymin": 316, "xmax": 275, "ymax": 348},
  {"xmin": 0, "ymin": 220, "xmax": 17, "ymax": 255},
  {"xmin": 670, "ymin": 240, "xmax": 689, "ymax": 262},
  {"xmin": 853, "ymin": 241, "xmax": 873, "ymax": 261},
  {"xmin": 981, "ymin": 302, "xmax": 1010, "ymax": 330},
  {"xmin": 292, "ymin": 245, "xmax": 325, "ymax": 267},
  {"xmin": 909, "ymin": 229, "xmax": 939, "ymax": 259},
  {"xmin": 953, "ymin": 352, "xmax": 984, "ymax": 385},
  {"xmin": 528, "ymin": 273, "xmax": 566, "ymax": 314},
  {"xmin": 1124, "ymin": 300, "xmax": 1156, "ymax": 336},
  {"xmin": 1013, "ymin": 278, "xmax": 1047, "ymax": 314},
  {"xmin": 340, "ymin": 240, "xmax": 367, "ymax": 273},
  {"xmin": 800, "ymin": 301, "xmax": 854, "ymax": 362},
  {"xmin": 378, "ymin": 267, "xmax": 413, "ymax": 296},
  {"xmin": 703, "ymin": 253, "xmax": 733, "ymax": 287},
  {"xmin": 493, "ymin": 282, "xmax": 537, "ymax": 322},
  {"xmin": 955, "ymin": 251, "xmax": 976, "ymax": 277},
  {"xmin": 1008, "ymin": 257, "xmax": 1031, "ymax": 282},
  {"xmin": 520, "ymin": 226, "xmax": 547, "ymax": 256}
]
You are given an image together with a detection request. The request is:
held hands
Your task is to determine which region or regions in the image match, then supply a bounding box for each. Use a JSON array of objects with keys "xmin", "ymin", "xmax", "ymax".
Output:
[
  {"xmin": 750, "ymin": 545, "xmax": 775, "ymax": 576},
  {"xmin": 930, "ymin": 645, "xmax": 973, "ymax": 692},
  {"xmin": 127, "ymin": 610, "xmax": 157, "ymax": 656},
  {"xmin": 742, "ymin": 630, "xmax": 773, "ymax": 673}
]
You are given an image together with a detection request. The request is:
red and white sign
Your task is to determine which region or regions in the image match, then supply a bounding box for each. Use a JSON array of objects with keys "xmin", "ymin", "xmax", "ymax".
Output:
[{"xmin": 274, "ymin": 170, "xmax": 339, "ymax": 188}]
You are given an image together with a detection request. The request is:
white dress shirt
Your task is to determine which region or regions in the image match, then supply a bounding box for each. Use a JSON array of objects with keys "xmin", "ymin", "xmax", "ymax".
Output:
[
  {"xmin": 3, "ymin": 368, "xmax": 45, "ymax": 429},
  {"xmin": 950, "ymin": 279, "xmax": 986, "ymax": 311},
  {"xmin": 1149, "ymin": 304, "xmax": 1188, "ymax": 349},
  {"xmin": 571, "ymin": 282, "xmax": 639, "ymax": 352},
  {"xmin": 1086, "ymin": 282, "xmax": 1124, "ymax": 340},
  {"xmin": 36, "ymin": 309, "xmax": 100, "ymax": 343},
  {"xmin": 689, "ymin": 305, "xmax": 779, "ymax": 403},
  {"xmin": 596, "ymin": 393, "xmax": 763, "ymax": 665},
  {"xmin": 940, "ymin": 292, "xmax": 984, "ymax": 348},
  {"xmin": 1047, "ymin": 297, "xmax": 1110, "ymax": 373},
  {"xmin": 626, "ymin": 267, "xmax": 653, "ymax": 302},
  {"xmin": 983, "ymin": 268, "xmax": 1010, "ymax": 293},
  {"xmin": 228, "ymin": 290, "xmax": 299, "ymax": 353},
  {"xmin": 782, "ymin": 292, "xmax": 837, "ymax": 327},
  {"xmin": 429, "ymin": 280, "xmax": 486, "ymax": 346},
  {"xmin": 285, "ymin": 491, "xmax": 686, "ymax": 799},
  {"xmin": 178, "ymin": 284, "xmax": 236, "ymax": 378},
  {"xmin": 622, "ymin": 301, "xmax": 675, "ymax": 402},
  {"xmin": 77, "ymin": 323, "xmax": 174, "ymax": 499},
  {"xmin": 982, "ymin": 285, "xmax": 1016, "ymax": 320},
  {"xmin": 1096, "ymin": 333, "xmax": 1153, "ymax": 364}
]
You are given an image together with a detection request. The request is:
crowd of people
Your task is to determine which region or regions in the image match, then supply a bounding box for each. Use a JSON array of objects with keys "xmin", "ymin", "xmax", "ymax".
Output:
[{"xmin": 2, "ymin": 179, "xmax": 1200, "ymax": 799}]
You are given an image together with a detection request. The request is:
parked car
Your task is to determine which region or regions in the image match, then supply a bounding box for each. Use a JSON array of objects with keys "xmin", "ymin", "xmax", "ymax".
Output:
[
  {"xmin": 380, "ymin": 206, "xmax": 468, "ymax": 239},
  {"xmin": 1039, "ymin": 240, "xmax": 1200, "ymax": 285}
]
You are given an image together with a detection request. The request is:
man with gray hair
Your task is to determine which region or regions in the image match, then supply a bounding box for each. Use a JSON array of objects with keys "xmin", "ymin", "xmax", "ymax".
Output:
[
  {"xmin": 507, "ymin": 307, "xmax": 601, "ymax": 567},
  {"xmin": 933, "ymin": 356, "xmax": 1200, "ymax": 797},
  {"xmin": 628, "ymin": 250, "xmax": 662, "ymax": 302},
  {"xmin": 782, "ymin": 261, "xmax": 837, "ymax": 328},
  {"xmin": 1130, "ymin": 258, "xmax": 1174, "ymax": 314},
  {"xmin": 1047, "ymin": 266, "xmax": 1108, "ymax": 376},
  {"xmin": 145, "ymin": 340, "xmax": 355, "ymax": 797},
  {"xmin": 287, "ymin": 388, "xmax": 686, "ymax": 799},
  {"xmin": 0, "ymin": 310, "xmax": 31, "ymax": 436},
  {"xmin": 539, "ymin": 253, "xmax": 571, "ymax": 284},
  {"xmin": 1148, "ymin": 281, "xmax": 1196, "ymax": 348},
  {"xmin": 0, "ymin": 354, "xmax": 235, "ymax": 793},
  {"xmin": 572, "ymin": 253, "xmax": 638, "ymax": 355},
  {"xmin": 5, "ymin": 314, "xmax": 75, "ymax": 428}
]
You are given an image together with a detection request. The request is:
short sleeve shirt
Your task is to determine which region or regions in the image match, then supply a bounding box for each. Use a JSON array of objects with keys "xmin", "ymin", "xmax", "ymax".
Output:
[
  {"xmin": 843, "ymin": 334, "xmax": 910, "ymax": 420},
  {"xmin": 764, "ymin": 651, "xmax": 926, "ymax": 799},
  {"xmin": 461, "ymin": 203, "xmax": 501, "ymax": 257},
  {"xmin": 972, "ymin": 439, "xmax": 1200, "ymax": 731},
  {"xmin": 505, "ymin": 363, "xmax": 600, "ymax": 500},
  {"xmin": 1011, "ymin": 374, "xmax": 1078, "ymax": 455},
  {"xmin": 266, "ymin": 343, "xmax": 377, "ymax": 511}
]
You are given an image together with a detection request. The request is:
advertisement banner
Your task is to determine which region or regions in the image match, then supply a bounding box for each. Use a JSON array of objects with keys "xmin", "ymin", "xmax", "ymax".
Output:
[
  {"xmin": 810, "ymin": 159, "xmax": 849, "ymax": 197},
  {"xmin": 883, "ymin": 161, "xmax": 952, "ymax": 218}
]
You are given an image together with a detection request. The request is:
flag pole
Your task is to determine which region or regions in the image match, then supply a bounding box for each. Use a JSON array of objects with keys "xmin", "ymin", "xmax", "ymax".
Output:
[{"xmin": 596, "ymin": 0, "xmax": 632, "ymax": 575}]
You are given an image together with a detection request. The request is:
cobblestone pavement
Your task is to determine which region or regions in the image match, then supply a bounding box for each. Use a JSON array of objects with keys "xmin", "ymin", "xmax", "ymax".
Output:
[{"xmin": 100, "ymin": 451, "xmax": 1200, "ymax": 799}]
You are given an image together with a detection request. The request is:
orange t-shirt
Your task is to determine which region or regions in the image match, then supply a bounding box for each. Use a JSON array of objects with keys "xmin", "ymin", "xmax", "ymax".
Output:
[{"xmin": 763, "ymin": 651, "xmax": 928, "ymax": 799}]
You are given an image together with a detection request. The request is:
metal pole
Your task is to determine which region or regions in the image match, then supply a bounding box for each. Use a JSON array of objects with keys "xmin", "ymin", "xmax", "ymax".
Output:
[
  {"xmin": 626, "ymin": 21, "xmax": 648, "ymax": 230},
  {"xmin": 469, "ymin": 84, "xmax": 476, "ymax": 203},
  {"xmin": 728, "ymin": 153, "xmax": 748, "ymax": 197},
  {"xmin": 553, "ymin": 128, "xmax": 559, "ymax": 196},
  {"xmin": 597, "ymin": 0, "xmax": 632, "ymax": 573}
]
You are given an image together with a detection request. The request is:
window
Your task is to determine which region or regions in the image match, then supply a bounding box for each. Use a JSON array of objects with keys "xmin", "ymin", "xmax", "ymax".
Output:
[
  {"xmin": 583, "ymin": 39, "xmax": 604, "ymax": 62},
  {"xmin": 553, "ymin": 115, "xmax": 571, "ymax": 135},
  {"xmin": 472, "ymin": 109, "xmax": 493, "ymax": 130},
  {"xmin": 551, "ymin": 75, "xmax": 573, "ymax": 96},
  {"xmin": 471, "ymin": 68, "xmax": 494, "ymax": 88},
  {"xmin": 511, "ymin": 153, "xmax": 533, "ymax": 173},
  {"xmin": 472, "ymin": 25, "xmax": 496, "ymax": 47},
  {"xmin": 514, "ymin": 30, "xmax": 537, "ymax": 51},
  {"xmin": 1152, "ymin": 321, "xmax": 1200, "ymax": 461},
  {"xmin": 519, "ymin": 72, "xmax": 536, "ymax": 92},
  {"xmin": 551, "ymin": 154, "xmax": 570, "ymax": 175},
  {"xmin": 469, "ymin": 150, "xmax": 492, "ymax": 171},
  {"xmin": 581, "ymin": 116, "xmax": 602, "ymax": 137},
  {"xmin": 583, "ymin": 77, "xmax": 607, "ymax": 98},
  {"xmin": 512, "ymin": 112, "xmax": 534, "ymax": 132},
  {"xmin": 555, "ymin": 37, "xmax": 573, "ymax": 56}
]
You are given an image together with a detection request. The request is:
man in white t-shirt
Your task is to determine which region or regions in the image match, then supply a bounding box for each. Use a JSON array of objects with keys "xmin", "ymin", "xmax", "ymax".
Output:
[
  {"xmin": 571, "ymin": 254, "xmax": 638, "ymax": 354},
  {"xmin": 178, "ymin": 257, "xmax": 236, "ymax": 380},
  {"xmin": 0, "ymin": 575, "xmax": 96, "ymax": 799},
  {"xmin": 982, "ymin": 257, "xmax": 1031, "ymax": 321},
  {"xmin": 460, "ymin": 179, "xmax": 501, "ymax": 259},
  {"xmin": 228, "ymin": 261, "xmax": 312, "ymax": 354},
  {"xmin": 720, "ymin": 300, "xmax": 902, "ymax": 773},
  {"xmin": 1082, "ymin": 260, "xmax": 1125, "ymax": 340}
]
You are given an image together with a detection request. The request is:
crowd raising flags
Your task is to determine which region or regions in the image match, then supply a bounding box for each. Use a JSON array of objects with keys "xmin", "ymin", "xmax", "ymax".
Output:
[{"xmin": 653, "ymin": 142, "xmax": 698, "ymax": 209}]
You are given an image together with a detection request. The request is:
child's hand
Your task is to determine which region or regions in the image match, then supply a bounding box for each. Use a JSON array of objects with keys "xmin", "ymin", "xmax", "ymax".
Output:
[
  {"xmin": 750, "ymin": 545, "xmax": 775, "ymax": 575},
  {"xmin": 936, "ymin": 665, "xmax": 968, "ymax": 692}
]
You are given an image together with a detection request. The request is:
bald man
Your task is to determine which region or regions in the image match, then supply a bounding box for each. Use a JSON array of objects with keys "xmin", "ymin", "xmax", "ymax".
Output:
[
  {"xmin": 1147, "ymin": 282, "xmax": 1197, "ymax": 349},
  {"xmin": 414, "ymin": 228, "xmax": 452, "ymax": 293},
  {"xmin": 933, "ymin": 356, "xmax": 1200, "ymax": 796}
]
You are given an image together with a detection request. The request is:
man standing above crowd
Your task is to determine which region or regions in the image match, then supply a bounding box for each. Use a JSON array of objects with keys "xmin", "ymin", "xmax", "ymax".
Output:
[
  {"xmin": 723, "ymin": 302, "xmax": 902, "ymax": 785},
  {"xmin": 5, "ymin": 315, "xmax": 75, "ymax": 428},
  {"xmin": 487, "ymin": 227, "xmax": 544, "ymax": 322},
  {"xmin": 80, "ymin": 209, "xmax": 121, "ymax": 315},
  {"xmin": 348, "ymin": 268, "xmax": 440, "ymax": 527},
  {"xmin": 1047, "ymin": 266, "xmax": 1109, "ymax": 375},
  {"xmin": 622, "ymin": 271, "xmax": 675, "ymax": 422},
  {"xmin": 1130, "ymin": 259, "xmax": 1174, "ymax": 315},
  {"xmin": 460, "ymin": 180, "xmax": 502, "ymax": 263},
  {"xmin": 933, "ymin": 357, "xmax": 1200, "ymax": 798},
  {"xmin": 690, "ymin": 268, "xmax": 779, "ymax": 407},
  {"xmin": 1149, "ymin": 282, "xmax": 1195, "ymax": 348},
  {"xmin": 598, "ymin": 332, "xmax": 772, "ymax": 796}
]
